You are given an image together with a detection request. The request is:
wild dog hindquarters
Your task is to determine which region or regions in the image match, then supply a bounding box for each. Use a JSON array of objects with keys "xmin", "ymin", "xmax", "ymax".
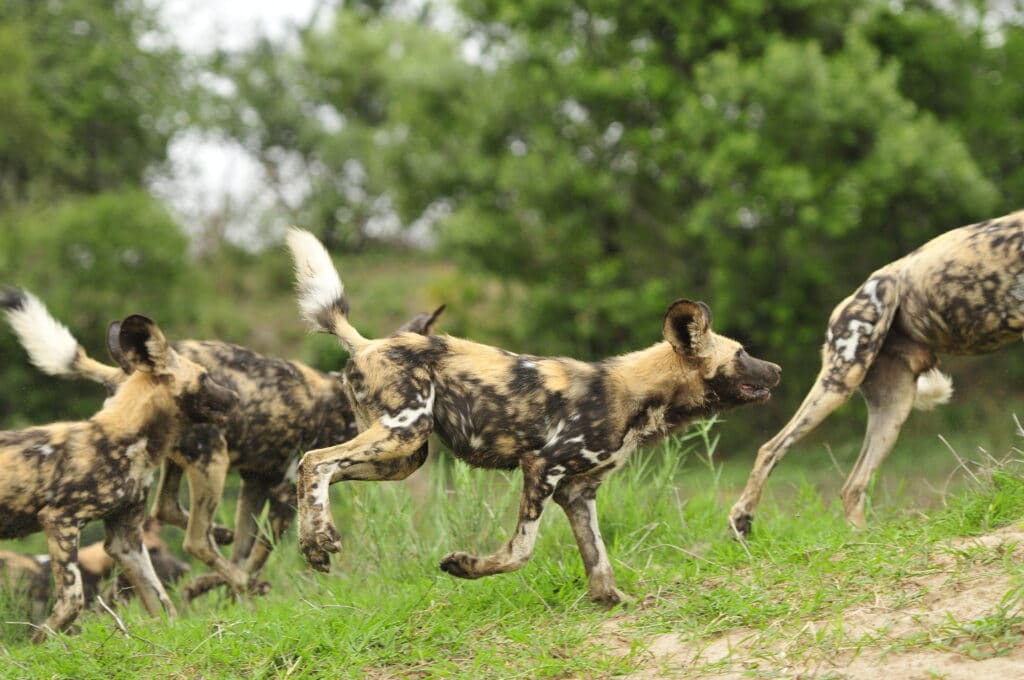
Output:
[
  {"xmin": 729, "ymin": 272, "xmax": 903, "ymax": 536},
  {"xmin": 731, "ymin": 211, "xmax": 1024, "ymax": 536},
  {"xmin": 289, "ymin": 228, "xmax": 780, "ymax": 602}
]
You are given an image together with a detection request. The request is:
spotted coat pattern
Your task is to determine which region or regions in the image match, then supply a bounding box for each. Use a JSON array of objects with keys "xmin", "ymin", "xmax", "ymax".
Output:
[
  {"xmin": 2, "ymin": 290, "xmax": 444, "ymax": 600},
  {"xmin": 287, "ymin": 229, "xmax": 781, "ymax": 605},
  {"xmin": 731, "ymin": 210, "xmax": 1024, "ymax": 536},
  {"xmin": 0, "ymin": 315, "xmax": 236, "ymax": 644}
]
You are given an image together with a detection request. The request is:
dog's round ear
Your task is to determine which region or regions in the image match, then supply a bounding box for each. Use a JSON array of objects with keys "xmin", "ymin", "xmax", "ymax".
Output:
[
  {"xmin": 421, "ymin": 304, "xmax": 446, "ymax": 335},
  {"xmin": 116, "ymin": 314, "xmax": 172, "ymax": 374},
  {"xmin": 106, "ymin": 320, "xmax": 133, "ymax": 373},
  {"xmin": 663, "ymin": 299, "xmax": 713, "ymax": 356},
  {"xmin": 393, "ymin": 303, "xmax": 447, "ymax": 336}
]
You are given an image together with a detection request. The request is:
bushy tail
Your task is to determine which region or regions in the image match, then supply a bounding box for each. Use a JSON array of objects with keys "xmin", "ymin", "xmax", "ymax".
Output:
[
  {"xmin": 1, "ymin": 286, "xmax": 125, "ymax": 388},
  {"xmin": 914, "ymin": 368, "xmax": 953, "ymax": 411},
  {"xmin": 285, "ymin": 228, "xmax": 369, "ymax": 352}
]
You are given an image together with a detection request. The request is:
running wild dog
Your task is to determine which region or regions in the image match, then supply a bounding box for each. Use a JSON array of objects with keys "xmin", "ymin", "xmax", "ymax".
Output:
[
  {"xmin": 729, "ymin": 210, "xmax": 1024, "ymax": 537},
  {"xmin": 2, "ymin": 287, "xmax": 443, "ymax": 600},
  {"xmin": 0, "ymin": 314, "xmax": 236, "ymax": 643},
  {"xmin": 286, "ymin": 228, "xmax": 781, "ymax": 604}
]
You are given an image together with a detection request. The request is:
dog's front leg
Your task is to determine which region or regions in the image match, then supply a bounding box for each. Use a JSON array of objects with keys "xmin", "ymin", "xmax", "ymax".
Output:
[
  {"xmin": 553, "ymin": 474, "xmax": 626, "ymax": 606},
  {"xmin": 103, "ymin": 504, "xmax": 176, "ymax": 619},
  {"xmin": 34, "ymin": 513, "xmax": 84, "ymax": 644},
  {"xmin": 440, "ymin": 454, "xmax": 564, "ymax": 580},
  {"xmin": 298, "ymin": 421, "xmax": 431, "ymax": 572}
]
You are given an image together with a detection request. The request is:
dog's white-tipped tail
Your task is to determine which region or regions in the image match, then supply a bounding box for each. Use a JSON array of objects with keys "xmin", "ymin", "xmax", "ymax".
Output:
[
  {"xmin": 286, "ymin": 227, "xmax": 367, "ymax": 351},
  {"xmin": 914, "ymin": 368, "xmax": 954, "ymax": 411},
  {"xmin": 3, "ymin": 287, "xmax": 80, "ymax": 376},
  {"xmin": 1, "ymin": 287, "xmax": 125, "ymax": 386}
]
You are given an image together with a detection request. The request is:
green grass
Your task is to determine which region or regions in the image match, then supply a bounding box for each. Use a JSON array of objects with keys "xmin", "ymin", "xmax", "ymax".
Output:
[{"xmin": 3, "ymin": 420, "xmax": 1024, "ymax": 678}]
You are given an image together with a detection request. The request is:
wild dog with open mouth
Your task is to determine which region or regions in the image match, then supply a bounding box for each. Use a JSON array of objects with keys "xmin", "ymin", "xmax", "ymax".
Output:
[
  {"xmin": 729, "ymin": 210, "xmax": 1024, "ymax": 536},
  {"xmin": 2, "ymin": 287, "xmax": 443, "ymax": 600},
  {"xmin": 286, "ymin": 228, "xmax": 781, "ymax": 604},
  {"xmin": 0, "ymin": 518, "xmax": 189, "ymax": 623},
  {"xmin": 0, "ymin": 314, "xmax": 236, "ymax": 643}
]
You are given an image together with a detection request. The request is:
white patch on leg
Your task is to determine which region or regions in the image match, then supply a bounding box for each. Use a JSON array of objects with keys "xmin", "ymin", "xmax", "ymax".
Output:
[
  {"xmin": 380, "ymin": 385, "xmax": 435, "ymax": 430},
  {"xmin": 585, "ymin": 499, "xmax": 612, "ymax": 577},
  {"xmin": 862, "ymin": 278, "xmax": 883, "ymax": 311},
  {"xmin": 833, "ymin": 320, "xmax": 874, "ymax": 362},
  {"xmin": 510, "ymin": 518, "xmax": 541, "ymax": 563}
]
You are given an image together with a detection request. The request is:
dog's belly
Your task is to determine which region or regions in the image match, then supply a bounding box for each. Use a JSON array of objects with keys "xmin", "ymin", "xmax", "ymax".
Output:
[
  {"xmin": 432, "ymin": 418, "xmax": 531, "ymax": 470},
  {"xmin": 0, "ymin": 509, "xmax": 42, "ymax": 539}
]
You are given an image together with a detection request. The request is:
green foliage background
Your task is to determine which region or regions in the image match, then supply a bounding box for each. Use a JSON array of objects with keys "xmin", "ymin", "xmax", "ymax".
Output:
[{"xmin": 2, "ymin": 0, "xmax": 1024, "ymax": 443}]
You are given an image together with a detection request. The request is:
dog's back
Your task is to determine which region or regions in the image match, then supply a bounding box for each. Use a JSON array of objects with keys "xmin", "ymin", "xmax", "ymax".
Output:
[
  {"xmin": 174, "ymin": 340, "xmax": 357, "ymax": 469},
  {"xmin": 890, "ymin": 212, "xmax": 1024, "ymax": 354}
]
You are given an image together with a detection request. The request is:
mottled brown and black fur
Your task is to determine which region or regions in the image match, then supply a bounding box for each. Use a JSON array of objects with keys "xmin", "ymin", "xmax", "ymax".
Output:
[
  {"xmin": 0, "ymin": 518, "xmax": 189, "ymax": 623},
  {"xmin": 730, "ymin": 210, "xmax": 1024, "ymax": 536},
  {"xmin": 287, "ymin": 229, "xmax": 780, "ymax": 604},
  {"xmin": 0, "ymin": 314, "xmax": 236, "ymax": 643},
  {"xmin": 2, "ymin": 288, "xmax": 443, "ymax": 600}
]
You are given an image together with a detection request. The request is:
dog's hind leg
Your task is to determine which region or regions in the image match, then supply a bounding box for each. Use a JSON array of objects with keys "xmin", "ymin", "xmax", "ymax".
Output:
[
  {"xmin": 152, "ymin": 457, "xmax": 233, "ymax": 546},
  {"xmin": 298, "ymin": 421, "xmax": 432, "ymax": 572},
  {"xmin": 242, "ymin": 475, "xmax": 296, "ymax": 576},
  {"xmin": 103, "ymin": 504, "xmax": 176, "ymax": 619},
  {"xmin": 729, "ymin": 272, "xmax": 902, "ymax": 537},
  {"xmin": 440, "ymin": 452, "xmax": 565, "ymax": 581},
  {"xmin": 229, "ymin": 475, "xmax": 268, "ymax": 565},
  {"xmin": 176, "ymin": 428, "xmax": 248, "ymax": 593},
  {"xmin": 183, "ymin": 475, "xmax": 296, "ymax": 600},
  {"xmin": 840, "ymin": 337, "xmax": 933, "ymax": 527},
  {"xmin": 33, "ymin": 515, "xmax": 84, "ymax": 644},
  {"xmin": 553, "ymin": 474, "xmax": 625, "ymax": 606}
]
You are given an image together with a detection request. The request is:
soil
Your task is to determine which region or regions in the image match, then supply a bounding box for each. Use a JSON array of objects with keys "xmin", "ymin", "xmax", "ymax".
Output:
[{"xmin": 598, "ymin": 526, "xmax": 1024, "ymax": 679}]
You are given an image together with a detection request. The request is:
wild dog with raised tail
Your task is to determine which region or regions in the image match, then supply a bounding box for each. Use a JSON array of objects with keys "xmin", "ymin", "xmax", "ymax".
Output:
[
  {"xmin": 2, "ymin": 287, "xmax": 444, "ymax": 601},
  {"xmin": 287, "ymin": 228, "xmax": 781, "ymax": 605},
  {"xmin": 0, "ymin": 313, "xmax": 236, "ymax": 643},
  {"xmin": 730, "ymin": 210, "xmax": 1024, "ymax": 537}
]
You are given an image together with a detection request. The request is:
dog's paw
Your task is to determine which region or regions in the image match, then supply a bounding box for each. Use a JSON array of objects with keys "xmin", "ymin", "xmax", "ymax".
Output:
[
  {"xmin": 248, "ymin": 580, "xmax": 272, "ymax": 596},
  {"xmin": 728, "ymin": 512, "xmax": 753, "ymax": 540},
  {"xmin": 300, "ymin": 526, "xmax": 341, "ymax": 573},
  {"xmin": 439, "ymin": 551, "xmax": 479, "ymax": 579},
  {"xmin": 212, "ymin": 525, "xmax": 235, "ymax": 545},
  {"xmin": 591, "ymin": 587, "xmax": 631, "ymax": 609}
]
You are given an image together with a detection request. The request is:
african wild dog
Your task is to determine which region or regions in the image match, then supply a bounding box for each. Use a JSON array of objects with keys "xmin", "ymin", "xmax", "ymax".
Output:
[
  {"xmin": 0, "ymin": 518, "xmax": 189, "ymax": 623},
  {"xmin": 729, "ymin": 210, "xmax": 1024, "ymax": 537},
  {"xmin": 0, "ymin": 314, "xmax": 236, "ymax": 643},
  {"xmin": 2, "ymin": 287, "xmax": 444, "ymax": 600},
  {"xmin": 286, "ymin": 228, "xmax": 781, "ymax": 604}
]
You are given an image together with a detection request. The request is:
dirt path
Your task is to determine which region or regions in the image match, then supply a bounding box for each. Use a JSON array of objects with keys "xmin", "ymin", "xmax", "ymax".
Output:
[{"xmin": 599, "ymin": 526, "xmax": 1024, "ymax": 679}]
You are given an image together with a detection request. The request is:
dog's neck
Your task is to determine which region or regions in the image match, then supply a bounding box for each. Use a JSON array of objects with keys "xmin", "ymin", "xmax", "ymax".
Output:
[
  {"xmin": 604, "ymin": 342, "xmax": 709, "ymax": 438},
  {"xmin": 91, "ymin": 372, "xmax": 180, "ymax": 460}
]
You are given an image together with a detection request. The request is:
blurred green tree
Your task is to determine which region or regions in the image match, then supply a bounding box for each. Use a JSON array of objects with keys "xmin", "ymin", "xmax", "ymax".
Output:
[
  {"xmin": 213, "ymin": 0, "xmax": 1021, "ymax": 431},
  {"xmin": 0, "ymin": 0, "xmax": 193, "ymax": 427}
]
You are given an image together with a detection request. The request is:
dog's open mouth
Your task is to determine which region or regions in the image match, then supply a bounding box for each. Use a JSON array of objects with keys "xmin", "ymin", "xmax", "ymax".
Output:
[{"xmin": 740, "ymin": 384, "xmax": 772, "ymax": 401}]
